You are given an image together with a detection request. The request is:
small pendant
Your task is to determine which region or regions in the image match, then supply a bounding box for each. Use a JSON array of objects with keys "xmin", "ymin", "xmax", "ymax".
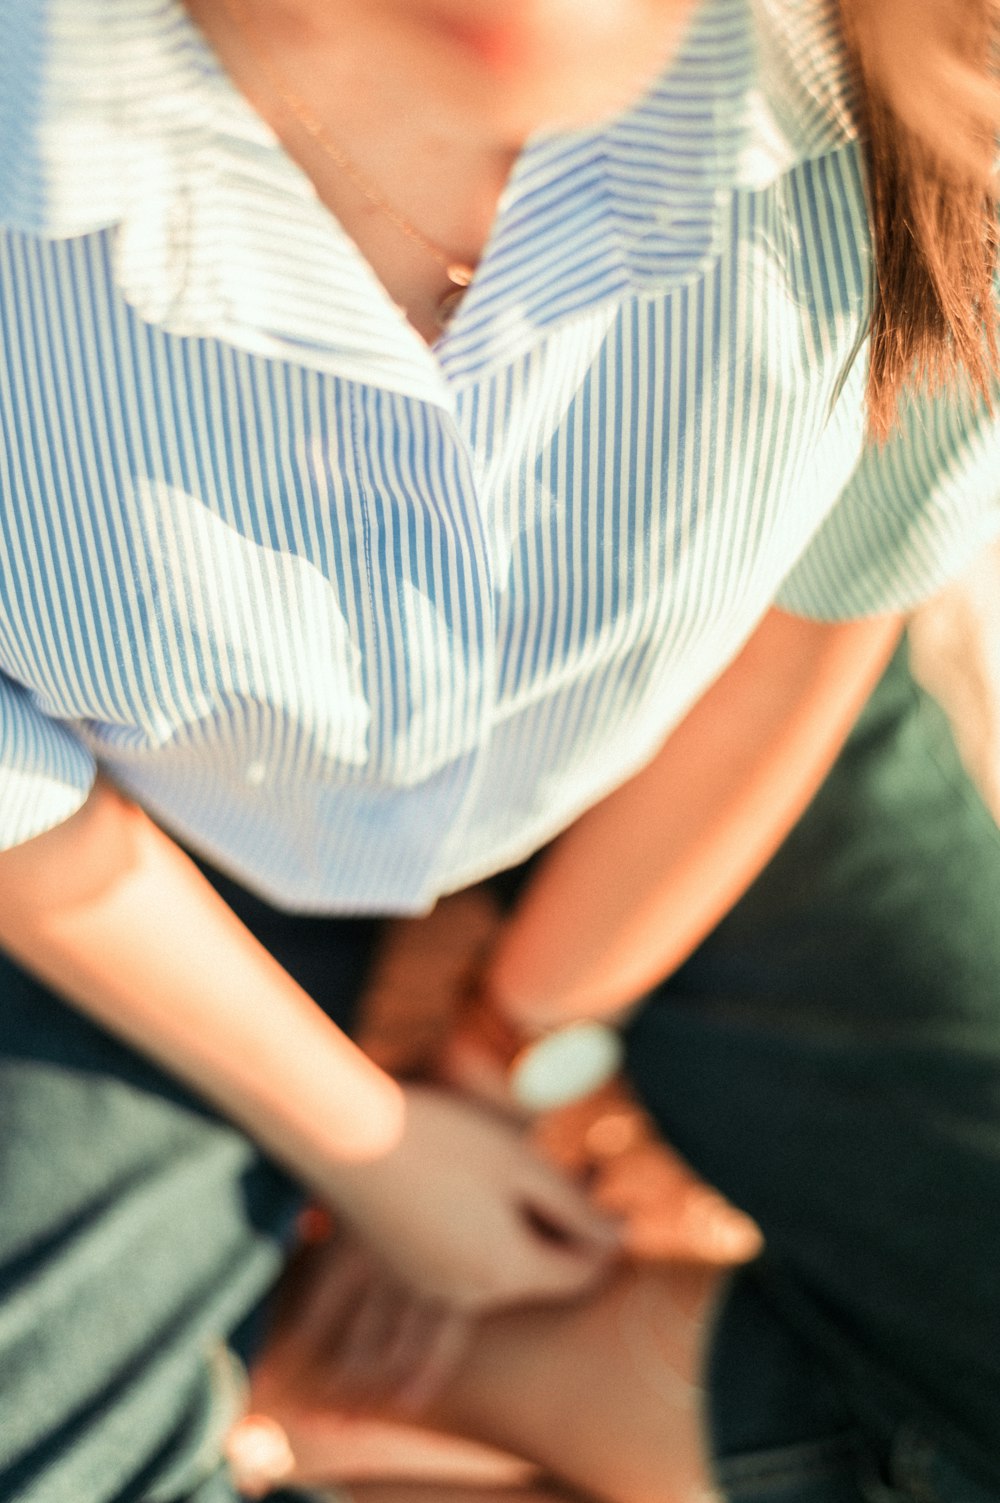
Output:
[
  {"xmin": 446, "ymin": 262, "xmax": 475, "ymax": 287},
  {"xmin": 434, "ymin": 263, "xmax": 475, "ymax": 330}
]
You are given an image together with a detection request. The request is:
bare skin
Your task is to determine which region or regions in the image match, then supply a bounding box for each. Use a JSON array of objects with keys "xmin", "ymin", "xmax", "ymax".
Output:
[
  {"xmin": 245, "ymin": 1235, "xmax": 727, "ymax": 1503},
  {"xmin": 348, "ymin": 1490, "xmax": 564, "ymax": 1503},
  {"xmin": 181, "ymin": 0, "xmax": 698, "ymax": 340},
  {"xmin": 348, "ymin": 1490, "xmax": 565, "ymax": 1503},
  {"xmin": 400, "ymin": 1261, "xmax": 724, "ymax": 1503},
  {"xmin": 231, "ymin": 908, "xmax": 757, "ymax": 1503}
]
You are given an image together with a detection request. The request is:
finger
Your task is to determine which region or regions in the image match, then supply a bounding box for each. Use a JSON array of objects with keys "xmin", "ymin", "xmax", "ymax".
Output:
[
  {"xmin": 622, "ymin": 1188, "xmax": 763, "ymax": 1265},
  {"xmin": 331, "ymin": 1276, "xmax": 410, "ymax": 1407},
  {"xmin": 330, "ymin": 1273, "xmax": 473, "ymax": 1412},
  {"xmin": 672, "ymin": 1188, "xmax": 763, "ymax": 1265},
  {"xmin": 285, "ymin": 1239, "xmax": 374, "ymax": 1357},
  {"xmin": 370, "ymin": 1293, "xmax": 443, "ymax": 1394},
  {"xmin": 591, "ymin": 1141, "xmax": 694, "ymax": 1212},
  {"xmin": 253, "ymin": 1239, "xmax": 375, "ymax": 1407},
  {"xmin": 333, "ymin": 1293, "xmax": 462, "ymax": 1412},
  {"xmin": 529, "ymin": 1088, "xmax": 650, "ymax": 1176},
  {"xmin": 592, "ymin": 1145, "xmax": 762, "ymax": 1263},
  {"xmin": 392, "ymin": 1307, "xmax": 474, "ymax": 1416}
]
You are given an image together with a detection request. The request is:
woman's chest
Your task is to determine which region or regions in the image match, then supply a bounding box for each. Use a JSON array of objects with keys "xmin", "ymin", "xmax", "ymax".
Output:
[{"xmin": 0, "ymin": 192, "xmax": 869, "ymax": 757}]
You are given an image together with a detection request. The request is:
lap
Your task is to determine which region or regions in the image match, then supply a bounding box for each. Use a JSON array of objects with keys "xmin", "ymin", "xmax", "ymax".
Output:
[{"xmin": 625, "ymin": 642, "xmax": 1000, "ymax": 1497}]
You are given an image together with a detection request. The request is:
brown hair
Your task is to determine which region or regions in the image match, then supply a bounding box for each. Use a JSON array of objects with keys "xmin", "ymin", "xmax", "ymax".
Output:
[{"xmin": 840, "ymin": 0, "xmax": 999, "ymax": 438}]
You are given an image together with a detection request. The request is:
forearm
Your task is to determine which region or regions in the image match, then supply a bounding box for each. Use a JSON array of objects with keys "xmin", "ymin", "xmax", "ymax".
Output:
[
  {"xmin": 0, "ymin": 780, "xmax": 404, "ymax": 1184},
  {"xmin": 486, "ymin": 608, "xmax": 903, "ymax": 1025},
  {"xmin": 0, "ymin": 784, "xmax": 614, "ymax": 1308}
]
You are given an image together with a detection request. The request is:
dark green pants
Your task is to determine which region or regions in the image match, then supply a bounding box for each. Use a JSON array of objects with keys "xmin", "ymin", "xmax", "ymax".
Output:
[
  {"xmin": 3, "ymin": 642, "xmax": 1000, "ymax": 1502},
  {"xmin": 0, "ymin": 897, "xmax": 381, "ymax": 1503},
  {"xmin": 627, "ymin": 641, "xmax": 1000, "ymax": 1501}
]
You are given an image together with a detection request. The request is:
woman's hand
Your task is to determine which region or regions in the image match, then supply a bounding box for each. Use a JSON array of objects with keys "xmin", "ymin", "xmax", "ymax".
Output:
[
  {"xmin": 323, "ymin": 1085, "xmax": 621, "ymax": 1312},
  {"xmin": 248, "ymin": 1231, "xmax": 475, "ymax": 1418},
  {"xmin": 531, "ymin": 1083, "xmax": 764, "ymax": 1266},
  {"xmin": 230, "ymin": 1226, "xmax": 540, "ymax": 1497}
]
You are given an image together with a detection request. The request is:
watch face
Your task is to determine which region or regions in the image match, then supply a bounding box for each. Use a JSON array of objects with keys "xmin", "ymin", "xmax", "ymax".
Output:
[{"xmin": 509, "ymin": 1021, "xmax": 625, "ymax": 1111}]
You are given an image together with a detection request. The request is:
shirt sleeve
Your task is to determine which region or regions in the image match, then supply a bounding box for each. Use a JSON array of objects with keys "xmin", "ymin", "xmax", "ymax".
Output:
[
  {"xmin": 774, "ymin": 378, "xmax": 1000, "ymax": 621},
  {"xmin": 0, "ymin": 671, "xmax": 96, "ymax": 851}
]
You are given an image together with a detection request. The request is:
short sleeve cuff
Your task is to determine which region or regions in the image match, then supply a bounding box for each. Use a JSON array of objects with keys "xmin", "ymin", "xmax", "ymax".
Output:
[
  {"xmin": 0, "ymin": 674, "xmax": 96, "ymax": 850},
  {"xmin": 775, "ymin": 385, "xmax": 1000, "ymax": 622}
]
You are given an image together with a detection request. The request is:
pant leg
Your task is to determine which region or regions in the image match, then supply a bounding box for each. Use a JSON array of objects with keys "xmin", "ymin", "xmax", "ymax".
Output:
[
  {"xmin": 623, "ymin": 641, "xmax": 1000, "ymax": 1500},
  {"xmin": 0, "ymin": 878, "xmax": 380, "ymax": 1503}
]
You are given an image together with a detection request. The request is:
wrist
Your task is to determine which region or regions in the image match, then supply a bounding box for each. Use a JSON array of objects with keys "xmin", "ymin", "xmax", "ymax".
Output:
[
  {"xmin": 306, "ymin": 1069, "xmax": 407, "ymax": 1194},
  {"xmin": 454, "ymin": 982, "xmax": 624, "ymax": 1112},
  {"xmin": 476, "ymin": 965, "xmax": 560, "ymax": 1036}
]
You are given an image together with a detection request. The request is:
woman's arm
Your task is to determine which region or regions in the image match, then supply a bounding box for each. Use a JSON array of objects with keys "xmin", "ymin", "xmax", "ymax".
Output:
[
  {"xmin": 0, "ymin": 779, "xmax": 403, "ymax": 1161},
  {"xmin": 484, "ymin": 608, "xmax": 903, "ymax": 1026},
  {"xmin": 0, "ymin": 782, "xmax": 614, "ymax": 1306}
]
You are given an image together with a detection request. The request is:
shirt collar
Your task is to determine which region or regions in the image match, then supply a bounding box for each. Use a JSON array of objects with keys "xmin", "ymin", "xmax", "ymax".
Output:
[{"xmin": 3, "ymin": 0, "xmax": 859, "ymax": 395}]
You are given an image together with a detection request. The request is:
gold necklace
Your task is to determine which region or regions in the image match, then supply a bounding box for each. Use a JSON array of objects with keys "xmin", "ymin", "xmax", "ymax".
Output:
[{"xmin": 219, "ymin": 0, "xmax": 476, "ymax": 326}]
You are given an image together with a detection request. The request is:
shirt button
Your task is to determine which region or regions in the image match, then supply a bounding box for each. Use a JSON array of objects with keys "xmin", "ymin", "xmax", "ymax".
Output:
[{"xmin": 244, "ymin": 760, "xmax": 267, "ymax": 787}]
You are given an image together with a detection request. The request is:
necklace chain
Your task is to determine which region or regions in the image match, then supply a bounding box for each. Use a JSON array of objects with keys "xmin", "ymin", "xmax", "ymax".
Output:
[{"xmin": 219, "ymin": 0, "xmax": 477, "ymax": 298}]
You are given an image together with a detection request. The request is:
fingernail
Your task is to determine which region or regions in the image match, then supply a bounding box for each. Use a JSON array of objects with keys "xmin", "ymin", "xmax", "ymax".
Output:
[{"xmin": 708, "ymin": 1212, "xmax": 763, "ymax": 1258}]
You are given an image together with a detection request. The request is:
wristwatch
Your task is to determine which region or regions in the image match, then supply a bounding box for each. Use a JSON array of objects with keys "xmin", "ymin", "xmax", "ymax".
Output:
[{"xmin": 456, "ymin": 987, "xmax": 625, "ymax": 1112}]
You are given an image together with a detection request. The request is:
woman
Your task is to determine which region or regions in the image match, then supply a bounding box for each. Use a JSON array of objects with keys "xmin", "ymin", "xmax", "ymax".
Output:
[{"xmin": 0, "ymin": 0, "xmax": 999, "ymax": 1499}]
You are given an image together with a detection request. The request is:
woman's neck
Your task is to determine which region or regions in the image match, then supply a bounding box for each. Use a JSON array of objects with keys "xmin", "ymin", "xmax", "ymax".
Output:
[
  {"xmin": 190, "ymin": 0, "xmax": 699, "ymax": 145},
  {"xmin": 183, "ymin": 0, "xmax": 697, "ymax": 342},
  {"xmin": 184, "ymin": 0, "xmax": 523, "ymax": 342}
]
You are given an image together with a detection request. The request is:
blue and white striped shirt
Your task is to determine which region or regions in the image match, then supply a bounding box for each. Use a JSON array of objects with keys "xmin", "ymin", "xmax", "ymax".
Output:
[{"xmin": 2, "ymin": 0, "xmax": 1000, "ymax": 912}]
